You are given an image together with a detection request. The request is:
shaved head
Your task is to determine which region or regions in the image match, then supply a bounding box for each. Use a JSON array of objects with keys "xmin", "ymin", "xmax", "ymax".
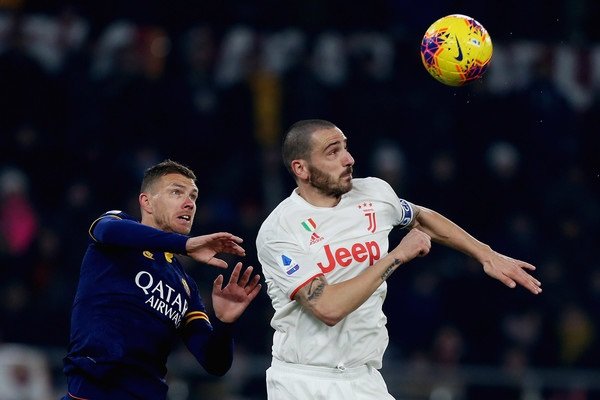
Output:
[{"xmin": 282, "ymin": 119, "xmax": 337, "ymax": 175}]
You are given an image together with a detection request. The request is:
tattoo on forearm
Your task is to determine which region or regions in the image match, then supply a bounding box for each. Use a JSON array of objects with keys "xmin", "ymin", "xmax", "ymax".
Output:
[
  {"xmin": 307, "ymin": 278, "xmax": 326, "ymax": 301},
  {"xmin": 381, "ymin": 259, "xmax": 402, "ymax": 281}
]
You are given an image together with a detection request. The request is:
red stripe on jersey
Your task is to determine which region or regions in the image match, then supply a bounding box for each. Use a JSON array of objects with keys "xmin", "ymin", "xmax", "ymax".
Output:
[{"xmin": 290, "ymin": 273, "xmax": 325, "ymax": 300}]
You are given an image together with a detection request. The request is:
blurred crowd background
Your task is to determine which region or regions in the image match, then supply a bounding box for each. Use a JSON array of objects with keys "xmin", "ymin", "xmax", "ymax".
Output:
[{"xmin": 0, "ymin": 0, "xmax": 599, "ymax": 399}]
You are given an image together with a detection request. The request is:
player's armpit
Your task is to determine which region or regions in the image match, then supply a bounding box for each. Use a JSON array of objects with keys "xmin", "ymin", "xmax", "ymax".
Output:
[{"xmin": 293, "ymin": 275, "xmax": 329, "ymax": 313}]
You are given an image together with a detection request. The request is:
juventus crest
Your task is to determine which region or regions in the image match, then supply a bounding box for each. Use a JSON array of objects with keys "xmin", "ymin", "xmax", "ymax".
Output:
[{"xmin": 358, "ymin": 202, "xmax": 377, "ymax": 233}]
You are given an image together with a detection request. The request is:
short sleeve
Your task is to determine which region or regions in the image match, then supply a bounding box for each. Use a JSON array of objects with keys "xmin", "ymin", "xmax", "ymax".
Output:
[
  {"xmin": 259, "ymin": 239, "xmax": 324, "ymax": 300},
  {"xmin": 369, "ymin": 177, "xmax": 415, "ymax": 228}
]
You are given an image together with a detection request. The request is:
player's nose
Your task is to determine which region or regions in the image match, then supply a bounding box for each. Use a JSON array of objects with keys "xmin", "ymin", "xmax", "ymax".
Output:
[
  {"xmin": 182, "ymin": 196, "xmax": 195, "ymax": 209},
  {"xmin": 343, "ymin": 151, "xmax": 355, "ymax": 167}
]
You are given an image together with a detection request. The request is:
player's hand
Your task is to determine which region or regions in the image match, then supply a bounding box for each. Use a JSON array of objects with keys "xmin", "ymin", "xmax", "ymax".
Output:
[
  {"xmin": 185, "ymin": 232, "xmax": 246, "ymax": 269},
  {"xmin": 482, "ymin": 251, "xmax": 542, "ymax": 295},
  {"xmin": 390, "ymin": 228, "xmax": 431, "ymax": 264},
  {"xmin": 212, "ymin": 262, "xmax": 262, "ymax": 323}
]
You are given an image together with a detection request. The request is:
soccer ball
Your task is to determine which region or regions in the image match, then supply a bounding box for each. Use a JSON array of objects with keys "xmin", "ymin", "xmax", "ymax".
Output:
[{"xmin": 420, "ymin": 14, "xmax": 493, "ymax": 86}]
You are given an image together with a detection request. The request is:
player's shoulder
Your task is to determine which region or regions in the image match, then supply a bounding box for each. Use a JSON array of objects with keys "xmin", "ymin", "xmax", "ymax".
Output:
[
  {"xmin": 90, "ymin": 210, "xmax": 137, "ymax": 232},
  {"xmin": 257, "ymin": 197, "xmax": 295, "ymax": 237},
  {"xmin": 97, "ymin": 210, "xmax": 136, "ymax": 221},
  {"xmin": 257, "ymin": 193, "xmax": 307, "ymax": 248},
  {"xmin": 88, "ymin": 210, "xmax": 143, "ymax": 244},
  {"xmin": 351, "ymin": 177, "xmax": 395, "ymax": 194}
]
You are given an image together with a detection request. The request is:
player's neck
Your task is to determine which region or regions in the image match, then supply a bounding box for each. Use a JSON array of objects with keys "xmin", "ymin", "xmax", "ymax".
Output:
[{"xmin": 296, "ymin": 186, "xmax": 341, "ymax": 208}]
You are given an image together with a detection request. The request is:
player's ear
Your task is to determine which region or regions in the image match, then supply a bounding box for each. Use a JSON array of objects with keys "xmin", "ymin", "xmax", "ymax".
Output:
[
  {"xmin": 291, "ymin": 159, "xmax": 308, "ymax": 180},
  {"xmin": 139, "ymin": 192, "xmax": 153, "ymax": 214}
]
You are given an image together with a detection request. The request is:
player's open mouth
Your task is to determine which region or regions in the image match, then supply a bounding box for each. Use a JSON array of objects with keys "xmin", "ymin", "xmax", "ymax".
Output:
[{"xmin": 178, "ymin": 215, "xmax": 192, "ymax": 222}]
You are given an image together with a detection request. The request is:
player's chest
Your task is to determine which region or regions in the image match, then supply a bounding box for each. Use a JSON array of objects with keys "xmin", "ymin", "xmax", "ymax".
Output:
[
  {"xmin": 122, "ymin": 250, "xmax": 192, "ymax": 301},
  {"xmin": 295, "ymin": 199, "xmax": 393, "ymax": 247},
  {"xmin": 127, "ymin": 251, "xmax": 193, "ymax": 326},
  {"xmin": 295, "ymin": 204, "xmax": 392, "ymax": 276}
]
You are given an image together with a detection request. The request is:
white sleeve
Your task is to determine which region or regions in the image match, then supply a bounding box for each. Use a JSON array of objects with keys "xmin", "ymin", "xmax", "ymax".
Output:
[
  {"xmin": 258, "ymin": 238, "xmax": 324, "ymax": 300},
  {"xmin": 371, "ymin": 177, "xmax": 415, "ymax": 228}
]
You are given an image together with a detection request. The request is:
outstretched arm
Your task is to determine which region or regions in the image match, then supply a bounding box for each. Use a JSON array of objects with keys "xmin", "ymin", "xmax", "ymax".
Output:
[
  {"xmin": 409, "ymin": 205, "xmax": 542, "ymax": 295},
  {"xmin": 92, "ymin": 216, "xmax": 246, "ymax": 269},
  {"xmin": 294, "ymin": 228, "xmax": 432, "ymax": 326}
]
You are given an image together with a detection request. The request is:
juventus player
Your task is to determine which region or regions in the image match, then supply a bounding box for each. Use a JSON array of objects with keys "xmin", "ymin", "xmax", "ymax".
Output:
[
  {"xmin": 62, "ymin": 160, "xmax": 261, "ymax": 399},
  {"xmin": 256, "ymin": 119, "xmax": 542, "ymax": 399}
]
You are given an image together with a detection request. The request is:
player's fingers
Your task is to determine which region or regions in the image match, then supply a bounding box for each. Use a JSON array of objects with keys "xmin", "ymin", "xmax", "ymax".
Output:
[
  {"xmin": 519, "ymin": 278, "xmax": 542, "ymax": 294},
  {"xmin": 518, "ymin": 261, "xmax": 536, "ymax": 271},
  {"xmin": 527, "ymin": 274, "xmax": 542, "ymax": 287},
  {"xmin": 207, "ymin": 256, "xmax": 228, "ymax": 269},
  {"xmin": 213, "ymin": 233, "xmax": 243, "ymax": 243},
  {"xmin": 508, "ymin": 267, "xmax": 543, "ymax": 294},
  {"xmin": 418, "ymin": 241, "xmax": 431, "ymax": 257},
  {"xmin": 515, "ymin": 272, "xmax": 543, "ymax": 294},
  {"xmin": 213, "ymin": 274, "xmax": 224, "ymax": 291},
  {"xmin": 223, "ymin": 241, "xmax": 246, "ymax": 256},
  {"xmin": 228, "ymin": 262, "xmax": 243, "ymax": 284},
  {"xmin": 247, "ymin": 283, "xmax": 262, "ymax": 302},
  {"xmin": 229, "ymin": 235, "xmax": 244, "ymax": 244},
  {"xmin": 207, "ymin": 232, "xmax": 234, "ymax": 241},
  {"xmin": 529, "ymin": 284, "xmax": 542, "ymax": 295},
  {"xmin": 498, "ymin": 272, "xmax": 517, "ymax": 289},
  {"xmin": 239, "ymin": 266, "xmax": 253, "ymax": 287},
  {"xmin": 246, "ymin": 274, "xmax": 261, "ymax": 294}
]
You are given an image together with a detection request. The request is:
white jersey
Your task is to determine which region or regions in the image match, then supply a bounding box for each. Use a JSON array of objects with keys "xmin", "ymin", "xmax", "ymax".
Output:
[{"xmin": 256, "ymin": 177, "xmax": 415, "ymax": 370}]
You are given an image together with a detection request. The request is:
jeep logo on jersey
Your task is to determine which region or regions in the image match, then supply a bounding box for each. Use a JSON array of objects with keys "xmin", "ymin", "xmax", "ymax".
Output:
[
  {"xmin": 317, "ymin": 241, "xmax": 381, "ymax": 273},
  {"xmin": 281, "ymin": 255, "xmax": 300, "ymax": 275}
]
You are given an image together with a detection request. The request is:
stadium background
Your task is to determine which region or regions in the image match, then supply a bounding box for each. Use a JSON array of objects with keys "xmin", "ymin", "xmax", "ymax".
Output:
[{"xmin": 0, "ymin": 0, "xmax": 599, "ymax": 398}]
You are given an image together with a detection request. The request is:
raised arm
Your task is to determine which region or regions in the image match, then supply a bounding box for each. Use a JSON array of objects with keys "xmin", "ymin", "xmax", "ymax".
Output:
[
  {"xmin": 92, "ymin": 216, "xmax": 246, "ymax": 268},
  {"xmin": 294, "ymin": 229, "xmax": 431, "ymax": 326},
  {"xmin": 409, "ymin": 204, "xmax": 542, "ymax": 294},
  {"xmin": 183, "ymin": 263, "xmax": 261, "ymax": 376},
  {"xmin": 92, "ymin": 216, "xmax": 189, "ymax": 252},
  {"xmin": 185, "ymin": 233, "xmax": 246, "ymax": 268}
]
